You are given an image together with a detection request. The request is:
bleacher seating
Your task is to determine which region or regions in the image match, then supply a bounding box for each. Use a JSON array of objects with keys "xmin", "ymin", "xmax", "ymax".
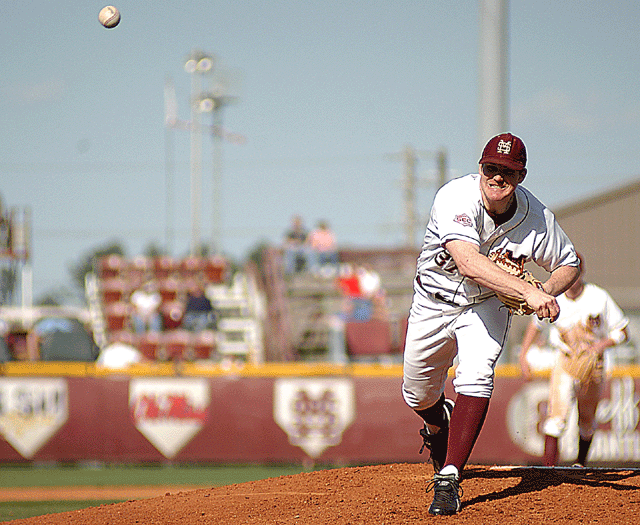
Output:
[
  {"xmin": 160, "ymin": 300, "xmax": 184, "ymax": 330},
  {"xmin": 261, "ymin": 246, "xmax": 417, "ymax": 362},
  {"xmin": 204, "ymin": 257, "xmax": 226, "ymax": 282},
  {"xmin": 191, "ymin": 329, "xmax": 217, "ymax": 359},
  {"xmin": 153, "ymin": 255, "xmax": 179, "ymax": 279},
  {"xmin": 104, "ymin": 301, "xmax": 130, "ymax": 332},
  {"xmin": 137, "ymin": 331, "xmax": 161, "ymax": 360},
  {"xmin": 93, "ymin": 254, "xmax": 264, "ymax": 364},
  {"xmin": 130, "ymin": 255, "xmax": 153, "ymax": 279},
  {"xmin": 158, "ymin": 276, "xmax": 182, "ymax": 303},
  {"xmin": 98, "ymin": 254, "xmax": 126, "ymax": 279},
  {"xmin": 217, "ymin": 318, "xmax": 259, "ymax": 358},
  {"xmin": 158, "ymin": 329, "xmax": 192, "ymax": 361},
  {"xmin": 100, "ymin": 277, "xmax": 129, "ymax": 304}
]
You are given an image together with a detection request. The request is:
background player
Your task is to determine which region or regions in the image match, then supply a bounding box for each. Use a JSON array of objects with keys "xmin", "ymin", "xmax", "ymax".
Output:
[
  {"xmin": 519, "ymin": 254, "xmax": 629, "ymax": 467},
  {"xmin": 402, "ymin": 132, "xmax": 580, "ymax": 515}
]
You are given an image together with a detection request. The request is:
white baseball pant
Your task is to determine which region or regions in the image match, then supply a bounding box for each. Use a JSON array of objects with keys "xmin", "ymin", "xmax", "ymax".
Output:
[{"xmin": 403, "ymin": 295, "xmax": 510, "ymax": 411}]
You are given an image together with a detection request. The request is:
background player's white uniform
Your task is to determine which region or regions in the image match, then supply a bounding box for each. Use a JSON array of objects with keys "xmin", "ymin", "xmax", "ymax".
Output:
[
  {"xmin": 403, "ymin": 173, "xmax": 579, "ymax": 410},
  {"xmin": 538, "ymin": 284, "xmax": 629, "ymax": 440}
]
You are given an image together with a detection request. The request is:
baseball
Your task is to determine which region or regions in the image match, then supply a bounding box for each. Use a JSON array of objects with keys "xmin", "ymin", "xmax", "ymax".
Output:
[{"xmin": 98, "ymin": 6, "xmax": 120, "ymax": 28}]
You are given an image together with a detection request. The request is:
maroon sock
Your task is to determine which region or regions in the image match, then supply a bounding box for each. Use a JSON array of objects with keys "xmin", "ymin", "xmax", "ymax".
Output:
[
  {"xmin": 444, "ymin": 394, "xmax": 490, "ymax": 472},
  {"xmin": 544, "ymin": 435, "xmax": 559, "ymax": 466}
]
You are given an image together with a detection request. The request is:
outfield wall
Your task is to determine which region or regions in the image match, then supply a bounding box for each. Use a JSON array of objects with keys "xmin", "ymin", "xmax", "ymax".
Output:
[{"xmin": 1, "ymin": 363, "xmax": 639, "ymax": 466}]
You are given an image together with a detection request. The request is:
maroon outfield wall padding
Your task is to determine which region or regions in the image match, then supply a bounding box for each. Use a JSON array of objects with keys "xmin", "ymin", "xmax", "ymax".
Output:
[{"xmin": 0, "ymin": 374, "xmax": 637, "ymax": 465}]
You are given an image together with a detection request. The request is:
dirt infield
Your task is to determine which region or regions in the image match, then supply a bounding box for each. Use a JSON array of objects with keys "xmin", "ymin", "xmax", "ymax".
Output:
[
  {"xmin": 0, "ymin": 486, "xmax": 210, "ymax": 502},
  {"xmin": 5, "ymin": 463, "xmax": 640, "ymax": 524}
]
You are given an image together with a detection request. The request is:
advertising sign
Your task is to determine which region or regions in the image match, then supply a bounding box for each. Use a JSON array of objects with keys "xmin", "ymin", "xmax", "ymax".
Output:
[
  {"xmin": 0, "ymin": 378, "xmax": 68, "ymax": 458},
  {"xmin": 273, "ymin": 378, "xmax": 355, "ymax": 458},
  {"xmin": 129, "ymin": 378, "xmax": 209, "ymax": 458}
]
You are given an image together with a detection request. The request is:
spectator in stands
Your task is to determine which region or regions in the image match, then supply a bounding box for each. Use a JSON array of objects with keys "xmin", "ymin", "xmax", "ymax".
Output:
[
  {"xmin": 0, "ymin": 214, "xmax": 10, "ymax": 256},
  {"xmin": 282, "ymin": 214, "xmax": 309, "ymax": 275},
  {"xmin": 334, "ymin": 264, "xmax": 386, "ymax": 322},
  {"xmin": 96, "ymin": 331, "xmax": 146, "ymax": 369},
  {"xmin": 0, "ymin": 195, "xmax": 11, "ymax": 256},
  {"xmin": 307, "ymin": 220, "xmax": 339, "ymax": 275},
  {"xmin": 335, "ymin": 264, "xmax": 371, "ymax": 322},
  {"xmin": 6, "ymin": 325, "xmax": 28, "ymax": 361},
  {"xmin": 130, "ymin": 277, "xmax": 163, "ymax": 333},
  {"xmin": 328, "ymin": 264, "xmax": 385, "ymax": 364},
  {"xmin": 0, "ymin": 319, "xmax": 11, "ymax": 362},
  {"xmin": 181, "ymin": 278, "xmax": 217, "ymax": 332},
  {"xmin": 357, "ymin": 265, "xmax": 389, "ymax": 321},
  {"xmin": 26, "ymin": 317, "xmax": 97, "ymax": 361}
]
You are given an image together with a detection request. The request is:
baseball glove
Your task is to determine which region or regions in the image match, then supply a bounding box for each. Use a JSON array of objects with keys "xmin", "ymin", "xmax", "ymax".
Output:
[
  {"xmin": 488, "ymin": 251, "xmax": 544, "ymax": 315},
  {"xmin": 559, "ymin": 324, "xmax": 602, "ymax": 383}
]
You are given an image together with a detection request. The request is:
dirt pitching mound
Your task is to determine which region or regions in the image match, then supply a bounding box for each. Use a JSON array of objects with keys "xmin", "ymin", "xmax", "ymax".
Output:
[{"xmin": 7, "ymin": 463, "xmax": 640, "ymax": 524}]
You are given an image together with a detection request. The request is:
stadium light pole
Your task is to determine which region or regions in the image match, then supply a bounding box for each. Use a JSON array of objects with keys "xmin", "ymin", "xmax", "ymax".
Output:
[
  {"xmin": 198, "ymin": 85, "xmax": 237, "ymax": 255},
  {"xmin": 184, "ymin": 50, "xmax": 214, "ymax": 256}
]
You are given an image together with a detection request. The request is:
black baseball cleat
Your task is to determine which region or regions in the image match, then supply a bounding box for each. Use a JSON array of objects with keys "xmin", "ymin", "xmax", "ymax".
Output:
[
  {"xmin": 419, "ymin": 398, "xmax": 454, "ymax": 473},
  {"xmin": 427, "ymin": 472, "xmax": 462, "ymax": 515}
]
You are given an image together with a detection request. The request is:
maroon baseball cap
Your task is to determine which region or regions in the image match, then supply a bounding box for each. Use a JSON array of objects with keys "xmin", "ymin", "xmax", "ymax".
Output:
[{"xmin": 479, "ymin": 133, "xmax": 527, "ymax": 170}]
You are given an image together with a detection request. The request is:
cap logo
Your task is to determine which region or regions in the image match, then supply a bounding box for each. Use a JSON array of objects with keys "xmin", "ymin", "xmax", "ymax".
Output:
[{"xmin": 496, "ymin": 139, "xmax": 512, "ymax": 154}]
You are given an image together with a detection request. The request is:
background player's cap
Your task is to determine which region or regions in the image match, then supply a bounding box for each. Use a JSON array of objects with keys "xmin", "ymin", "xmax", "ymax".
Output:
[{"xmin": 479, "ymin": 133, "xmax": 527, "ymax": 170}]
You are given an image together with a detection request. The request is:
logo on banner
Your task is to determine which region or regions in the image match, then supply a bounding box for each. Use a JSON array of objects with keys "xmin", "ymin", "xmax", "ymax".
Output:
[
  {"xmin": 129, "ymin": 378, "xmax": 209, "ymax": 458},
  {"xmin": 0, "ymin": 378, "xmax": 68, "ymax": 458},
  {"xmin": 507, "ymin": 377, "xmax": 640, "ymax": 462},
  {"xmin": 273, "ymin": 378, "xmax": 355, "ymax": 458}
]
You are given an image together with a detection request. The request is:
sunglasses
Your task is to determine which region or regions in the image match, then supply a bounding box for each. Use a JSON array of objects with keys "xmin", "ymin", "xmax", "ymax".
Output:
[{"xmin": 482, "ymin": 164, "xmax": 520, "ymax": 178}]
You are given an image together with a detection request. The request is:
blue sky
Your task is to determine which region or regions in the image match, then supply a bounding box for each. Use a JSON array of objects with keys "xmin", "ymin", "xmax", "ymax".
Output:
[{"xmin": 2, "ymin": 1, "xmax": 640, "ymax": 301}]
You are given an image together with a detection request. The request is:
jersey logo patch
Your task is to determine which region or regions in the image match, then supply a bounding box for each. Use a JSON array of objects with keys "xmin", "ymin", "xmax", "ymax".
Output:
[
  {"xmin": 587, "ymin": 315, "xmax": 602, "ymax": 330},
  {"xmin": 454, "ymin": 213, "xmax": 473, "ymax": 227}
]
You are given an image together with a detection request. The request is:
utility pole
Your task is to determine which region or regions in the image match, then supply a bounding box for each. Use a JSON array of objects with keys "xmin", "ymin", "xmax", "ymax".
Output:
[
  {"xmin": 401, "ymin": 145, "xmax": 419, "ymax": 249},
  {"xmin": 436, "ymin": 148, "xmax": 448, "ymax": 189},
  {"xmin": 478, "ymin": 0, "xmax": 509, "ymax": 151},
  {"xmin": 387, "ymin": 145, "xmax": 448, "ymax": 248}
]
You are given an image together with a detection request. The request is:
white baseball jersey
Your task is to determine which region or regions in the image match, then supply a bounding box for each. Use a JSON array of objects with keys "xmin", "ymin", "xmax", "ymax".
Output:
[
  {"xmin": 539, "ymin": 282, "xmax": 629, "ymax": 440},
  {"xmin": 535, "ymin": 283, "xmax": 629, "ymax": 351},
  {"xmin": 414, "ymin": 174, "xmax": 578, "ymax": 306}
]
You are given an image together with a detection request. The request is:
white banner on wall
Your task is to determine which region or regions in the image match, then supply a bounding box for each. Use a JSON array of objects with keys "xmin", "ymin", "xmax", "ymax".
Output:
[
  {"xmin": 273, "ymin": 377, "xmax": 355, "ymax": 458},
  {"xmin": 0, "ymin": 378, "xmax": 68, "ymax": 459},
  {"xmin": 129, "ymin": 377, "xmax": 209, "ymax": 458}
]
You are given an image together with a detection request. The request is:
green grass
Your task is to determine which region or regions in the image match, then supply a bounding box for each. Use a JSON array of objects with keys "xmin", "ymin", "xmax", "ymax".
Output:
[
  {"xmin": 0, "ymin": 463, "xmax": 317, "ymax": 488},
  {"xmin": 0, "ymin": 463, "xmax": 324, "ymax": 522},
  {"xmin": 0, "ymin": 500, "xmax": 121, "ymax": 522}
]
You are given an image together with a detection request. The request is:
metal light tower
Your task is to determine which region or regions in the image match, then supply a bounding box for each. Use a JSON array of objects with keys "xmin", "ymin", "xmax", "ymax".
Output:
[
  {"xmin": 164, "ymin": 76, "xmax": 177, "ymax": 255},
  {"xmin": 184, "ymin": 50, "xmax": 214, "ymax": 256},
  {"xmin": 198, "ymin": 84, "xmax": 239, "ymax": 255},
  {"xmin": 165, "ymin": 52, "xmax": 243, "ymax": 256}
]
